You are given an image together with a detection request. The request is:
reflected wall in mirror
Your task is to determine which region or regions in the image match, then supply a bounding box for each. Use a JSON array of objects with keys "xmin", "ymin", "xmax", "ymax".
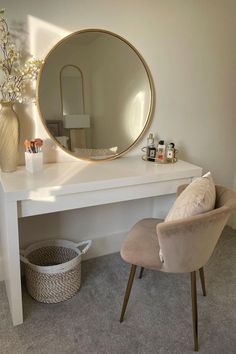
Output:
[
  {"xmin": 60, "ymin": 65, "xmax": 89, "ymax": 150},
  {"xmin": 61, "ymin": 65, "xmax": 84, "ymax": 116},
  {"xmin": 37, "ymin": 29, "xmax": 153, "ymax": 160}
]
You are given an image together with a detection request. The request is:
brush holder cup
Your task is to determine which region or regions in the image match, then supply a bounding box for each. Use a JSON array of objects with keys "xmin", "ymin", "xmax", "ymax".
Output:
[{"xmin": 25, "ymin": 152, "xmax": 43, "ymax": 173}]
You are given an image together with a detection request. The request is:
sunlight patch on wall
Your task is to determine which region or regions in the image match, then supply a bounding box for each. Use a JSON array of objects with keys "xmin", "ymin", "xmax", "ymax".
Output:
[
  {"xmin": 27, "ymin": 15, "xmax": 70, "ymax": 58},
  {"xmin": 26, "ymin": 16, "xmax": 72, "ymax": 162},
  {"xmin": 124, "ymin": 90, "xmax": 146, "ymax": 141}
]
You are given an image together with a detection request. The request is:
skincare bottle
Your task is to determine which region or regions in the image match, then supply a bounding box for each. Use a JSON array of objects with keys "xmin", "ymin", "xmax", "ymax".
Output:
[
  {"xmin": 156, "ymin": 140, "xmax": 165, "ymax": 162},
  {"xmin": 166, "ymin": 143, "xmax": 175, "ymax": 163},
  {"xmin": 147, "ymin": 133, "xmax": 156, "ymax": 162}
]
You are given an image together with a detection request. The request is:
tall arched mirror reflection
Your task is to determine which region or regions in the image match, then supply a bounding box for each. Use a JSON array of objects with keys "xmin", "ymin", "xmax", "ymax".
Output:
[
  {"xmin": 37, "ymin": 29, "xmax": 153, "ymax": 160},
  {"xmin": 61, "ymin": 65, "xmax": 84, "ymax": 116},
  {"xmin": 60, "ymin": 65, "xmax": 90, "ymax": 150}
]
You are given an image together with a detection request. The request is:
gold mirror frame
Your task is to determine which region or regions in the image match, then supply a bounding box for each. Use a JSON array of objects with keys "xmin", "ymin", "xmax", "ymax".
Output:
[{"xmin": 36, "ymin": 29, "xmax": 154, "ymax": 161}]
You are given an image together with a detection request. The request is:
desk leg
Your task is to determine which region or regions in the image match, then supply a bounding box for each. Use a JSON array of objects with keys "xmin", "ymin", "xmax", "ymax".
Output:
[{"xmin": 1, "ymin": 200, "xmax": 23, "ymax": 326}]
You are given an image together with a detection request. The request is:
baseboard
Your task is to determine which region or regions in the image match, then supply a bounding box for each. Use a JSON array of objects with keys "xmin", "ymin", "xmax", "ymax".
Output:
[
  {"xmin": 0, "ymin": 257, "xmax": 4, "ymax": 281},
  {"xmin": 82, "ymin": 229, "xmax": 127, "ymax": 261}
]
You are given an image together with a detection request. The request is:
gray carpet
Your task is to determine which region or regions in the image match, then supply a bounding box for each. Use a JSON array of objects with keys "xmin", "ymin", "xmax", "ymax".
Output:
[{"xmin": 0, "ymin": 227, "xmax": 236, "ymax": 354}]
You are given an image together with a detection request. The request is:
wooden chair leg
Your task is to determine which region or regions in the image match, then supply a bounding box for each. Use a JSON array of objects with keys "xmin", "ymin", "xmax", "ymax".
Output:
[
  {"xmin": 120, "ymin": 264, "xmax": 137, "ymax": 322},
  {"xmin": 191, "ymin": 271, "xmax": 199, "ymax": 351},
  {"xmin": 139, "ymin": 267, "xmax": 144, "ymax": 279},
  {"xmin": 199, "ymin": 267, "xmax": 207, "ymax": 296}
]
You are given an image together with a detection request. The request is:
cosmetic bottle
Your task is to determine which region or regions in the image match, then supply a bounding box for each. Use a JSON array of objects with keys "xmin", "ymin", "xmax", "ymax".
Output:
[
  {"xmin": 156, "ymin": 140, "xmax": 165, "ymax": 162},
  {"xmin": 166, "ymin": 142, "xmax": 175, "ymax": 163},
  {"xmin": 147, "ymin": 133, "xmax": 156, "ymax": 162}
]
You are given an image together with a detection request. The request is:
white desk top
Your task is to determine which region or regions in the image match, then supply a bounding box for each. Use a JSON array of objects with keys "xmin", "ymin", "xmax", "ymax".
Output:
[{"xmin": 0, "ymin": 156, "xmax": 202, "ymax": 201}]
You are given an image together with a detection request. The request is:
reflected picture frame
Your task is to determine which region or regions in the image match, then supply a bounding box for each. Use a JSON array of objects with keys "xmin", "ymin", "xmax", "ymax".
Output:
[{"xmin": 46, "ymin": 120, "xmax": 63, "ymax": 137}]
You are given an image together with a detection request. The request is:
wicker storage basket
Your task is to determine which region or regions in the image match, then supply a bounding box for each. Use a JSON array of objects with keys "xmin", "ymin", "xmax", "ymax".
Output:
[{"xmin": 20, "ymin": 239, "xmax": 91, "ymax": 303}]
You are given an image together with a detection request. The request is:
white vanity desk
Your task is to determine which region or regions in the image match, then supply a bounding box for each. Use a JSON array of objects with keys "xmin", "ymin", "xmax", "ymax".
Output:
[{"xmin": 0, "ymin": 156, "xmax": 202, "ymax": 326}]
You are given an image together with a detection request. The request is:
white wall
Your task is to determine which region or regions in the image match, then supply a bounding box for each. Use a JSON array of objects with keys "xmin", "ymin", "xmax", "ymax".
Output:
[{"xmin": 0, "ymin": 0, "xmax": 235, "ymax": 272}]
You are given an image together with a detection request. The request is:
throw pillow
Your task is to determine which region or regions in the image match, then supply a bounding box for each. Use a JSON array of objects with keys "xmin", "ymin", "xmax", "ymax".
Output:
[
  {"xmin": 159, "ymin": 172, "xmax": 216, "ymax": 262},
  {"xmin": 165, "ymin": 172, "xmax": 216, "ymax": 221}
]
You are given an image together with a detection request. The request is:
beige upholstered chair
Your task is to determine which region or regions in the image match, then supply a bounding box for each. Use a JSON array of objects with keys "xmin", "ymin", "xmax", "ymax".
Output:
[{"xmin": 120, "ymin": 185, "xmax": 236, "ymax": 351}]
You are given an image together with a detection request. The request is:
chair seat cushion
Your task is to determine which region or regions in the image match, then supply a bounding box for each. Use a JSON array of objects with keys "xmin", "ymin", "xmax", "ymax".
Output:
[{"xmin": 120, "ymin": 218, "xmax": 163, "ymax": 269}]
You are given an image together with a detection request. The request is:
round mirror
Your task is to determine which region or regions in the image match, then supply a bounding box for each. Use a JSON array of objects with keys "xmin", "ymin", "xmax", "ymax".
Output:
[{"xmin": 37, "ymin": 29, "xmax": 153, "ymax": 161}]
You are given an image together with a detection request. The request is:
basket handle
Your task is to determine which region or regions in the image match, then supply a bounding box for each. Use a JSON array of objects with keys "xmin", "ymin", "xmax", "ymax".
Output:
[
  {"xmin": 75, "ymin": 240, "xmax": 92, "ymax": 255},
  {"xmin": 20, "ymin": 254, "xmax": 30, "ymax": 264},
  {"xmin": 20, "ymin": 249, "xmax": 31, "ymax": 264}
]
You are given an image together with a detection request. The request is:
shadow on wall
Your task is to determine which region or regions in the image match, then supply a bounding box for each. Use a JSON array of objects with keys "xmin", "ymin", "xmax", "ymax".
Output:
[
  {"xmin": 8, "ymin": 21, "xmax": 36, "ymax": 165},
  {"xmin": 177, "ymin": 142, "xmax": 205, "ymax": 174},
  {"xmin": 10, "ymin": 21, "xmax": 29, "ymax": 61},
  {"xmin": 175, "ymin": 143, "xmax": 190, "ymax": 164}
]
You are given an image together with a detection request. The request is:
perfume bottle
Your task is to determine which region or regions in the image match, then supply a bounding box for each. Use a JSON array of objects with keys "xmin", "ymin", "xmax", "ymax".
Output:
[
  {"xmin": 156, "ymin": 140, "xmax": 165, "ymax": 162},
  {"xmin": 147, "ymin": 133, "xmax": 156, "ymax": 162},
  {"xmin": 166, "ymin": 143, "xmax": 175, "ymax": 162}
]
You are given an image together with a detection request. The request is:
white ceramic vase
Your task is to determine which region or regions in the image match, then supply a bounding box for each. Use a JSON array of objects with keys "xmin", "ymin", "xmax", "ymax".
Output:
[{"xmin": 0, "ymin": 102, "xmax": 19, "ymax": 172}]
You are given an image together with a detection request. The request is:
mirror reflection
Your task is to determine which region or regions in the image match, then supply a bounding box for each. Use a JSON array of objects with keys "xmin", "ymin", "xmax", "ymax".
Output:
[
  {"xmin": 60, "ymin": 65, "xmax": 90, "ymax": 150},
  {"xmin": 37, "ymin": 30, "xmax": 153, "ymax": 160}
]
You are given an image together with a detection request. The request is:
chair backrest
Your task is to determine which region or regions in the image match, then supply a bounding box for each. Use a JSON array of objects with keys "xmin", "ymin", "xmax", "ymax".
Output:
[{"xmin": 156, "ymin": 185, "xmax": 236, "ymax": 273}]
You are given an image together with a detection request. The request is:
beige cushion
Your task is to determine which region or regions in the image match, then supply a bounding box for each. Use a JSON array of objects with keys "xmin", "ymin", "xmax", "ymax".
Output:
[
  {"xmin": 165, "ymin": 172, "xmax": 216, "ymax": 222},
  {"xmin": 158, "ymin": 172, "xmax": 216, "ymax": 263}
]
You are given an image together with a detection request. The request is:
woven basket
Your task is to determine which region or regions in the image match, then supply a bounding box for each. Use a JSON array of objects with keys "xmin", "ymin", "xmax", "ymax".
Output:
[{"xmin": 20, "ymin": 239, "xmax": 91, "ymax": 303}]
